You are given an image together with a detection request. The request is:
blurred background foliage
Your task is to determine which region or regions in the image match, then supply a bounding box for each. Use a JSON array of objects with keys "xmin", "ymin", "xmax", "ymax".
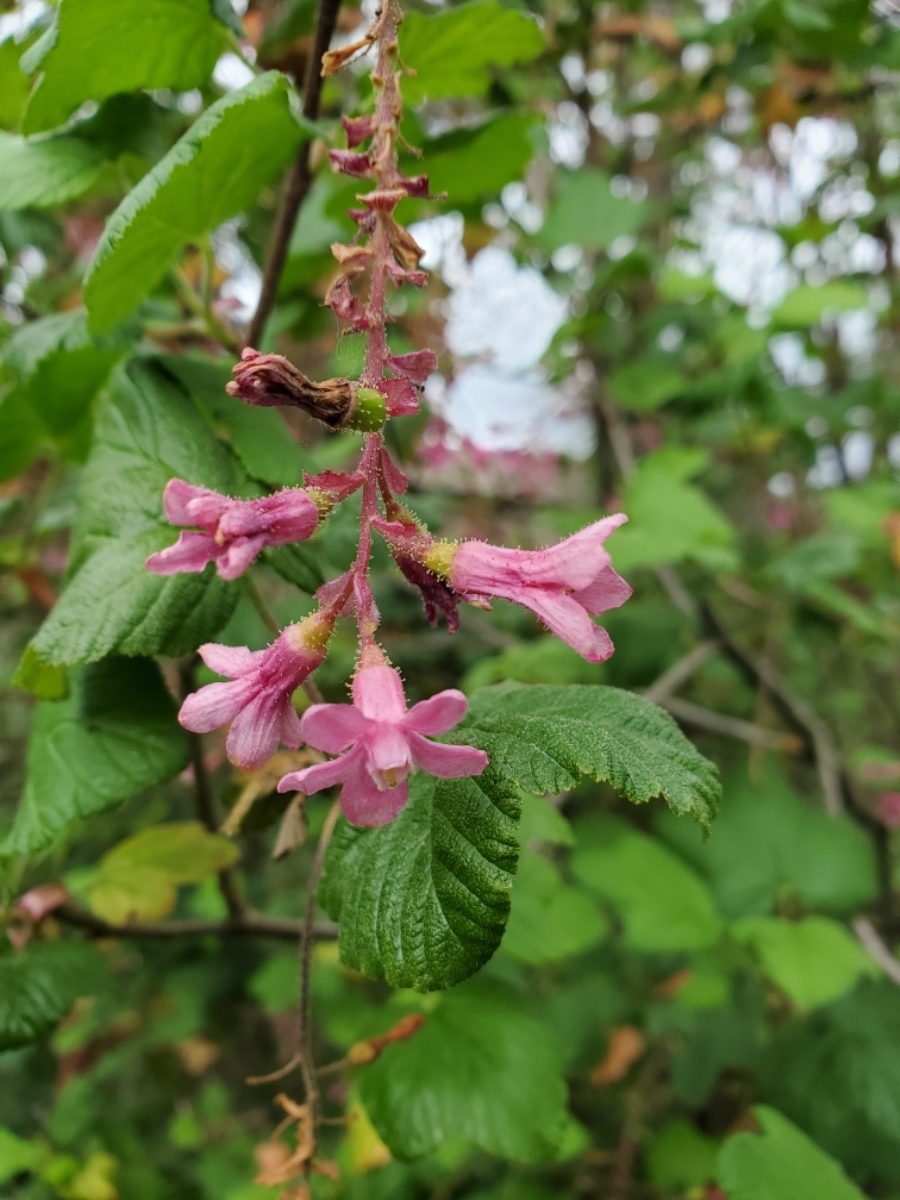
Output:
[{"xmin": 1, "ymin": 0, "xmax": 900, "ymax": 1196}]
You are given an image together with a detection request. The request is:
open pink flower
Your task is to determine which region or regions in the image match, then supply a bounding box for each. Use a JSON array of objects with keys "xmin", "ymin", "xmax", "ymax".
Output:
[
  {"xmin": 277, "ymin": 661, "xmax": 488, "ymax": 827},
  {"xmin": 179, "ymin": 615, "xmax": 332, "ymax": 770},
  {"xmin": 439, "ymin": 515, "xmax": 632, "ymax": 663},
  {"xmin": 146, "ymin": 480, "xmax": 320, "ymax": 582}
]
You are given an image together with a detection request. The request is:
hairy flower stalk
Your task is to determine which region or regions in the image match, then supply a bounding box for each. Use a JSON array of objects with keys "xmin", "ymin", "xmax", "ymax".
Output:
[{"xmin": 158, "ymin": 0, "xmax": 630, "ymax": 826}]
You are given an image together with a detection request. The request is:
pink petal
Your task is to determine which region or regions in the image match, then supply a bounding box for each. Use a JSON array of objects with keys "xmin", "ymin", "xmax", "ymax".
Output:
[
  {"xmin": 364, "ymin": 725, "xmax": 412, "ymax": 778},
  {"xmin": 277, "ymin": 747, "xmax": 362, "ymax": 795},
  {"xmin": 522, "ymin": 590, "xmax": 616, "ymax": 663},
  {"xmin": 352, "ymin": 665, "xmax": 408, "ymax": 722},
  {"xmin": 329, "ymin": 149, "xmax": 371, "ymax": 177},
  {"xmin": 179, "ymin": 680, "xmax": 250, "ymax": 733},
  {"xmin": 279, "ymin": 701, "xmax": 304, "ymax": 750},
  {"xmin": 341, "ymin": 763, "xmax": 410, "ymax": 828},
  {"xmin": 145, "ymin": 531, "xmax": 218, "ymax": 575},
  {"xmin": 162, "ymin": 479, "xmax": 226, "ymax": 527},
  {"xmin": 342, "ymin": 113, "xmax": 376, "ymax": 148},
  {"xmin": 408, "ymin": 733, "xmax": 488, "ymax": 779},
  {"xmin": 387, "ymin": 349, "xmax": 437, "ymax": 383},
  {"xmin": 216, "ymin": 534, "xmax": 268, "ymax": 581},
  {"xmin": 405, "ymin": 689, "xmax": 468, "ymax": 736},
  {"xmin": 378, "ymin": 377, "xmax": 420, "ymax": 417},
  {"xmin": 198, "ymin": 643, "xmax": 259, "ymax": 678},
  {"xmin": 300, "ymin": 703, "xmax": 369, "ymax": 753},
  {"xmin": 225, "ymin": 691, "xmax": 281, "ymax": 770},
  {"xmin": 572, "ymin": 563, "xmax": 633, "ymax": 616}
]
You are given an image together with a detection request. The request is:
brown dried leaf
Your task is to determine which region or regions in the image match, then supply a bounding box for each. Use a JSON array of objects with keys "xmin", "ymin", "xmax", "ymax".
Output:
[{"xmin": 590, "ymin": 1026, "xmax": 646, "ymax": 1087}]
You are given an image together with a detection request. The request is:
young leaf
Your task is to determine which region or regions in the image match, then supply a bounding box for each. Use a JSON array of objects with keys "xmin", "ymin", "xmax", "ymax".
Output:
[
  {"xmin": 22, "ymin": 0, "xmax": 231, "ymax": 134},
  {"xmin": 502, "ymin": 850, "xmax": 609, "ymax": 966},
  {"xmin": 319, "ymin": 768, "xmax": 519, "ymax": 992},
  {"xmin": 731, "ymin": 917, "xmax": 876, "ymax": 1010},
  {"xmin": 2, "ymin": 658, "xmax": 188, "ymax": 856},
  {"xmin": 87, "ymin": 822, "xmax": 240, "ymax": 923},
  {"xmin": 399, "ymin": 0, "xmax": 544, "ymax": 105},
  {"xmin": 27, "ymin": 358, "xmax": 242, "ymax": 667},
  {"xmin": 84, "ymin": 73, "xmax": 314, "ymax": 333},
  {"xmin": 360, "ymin": 984, "xmax": 568, "ymax": 1164},
  {"xmin": 456, "ymin": 684, "xmax": 720, "ymax": 828},
  {"xmin": 0, "ymin": 942, "xmax": 106, "ymax": 1051},
  {"xmin": 717, "ymin": 1106, "xmax": 866, "ymax": 1200},
  {"xmin": 571, "ymin": 817, "xmax": 723, "ymax": 952}
]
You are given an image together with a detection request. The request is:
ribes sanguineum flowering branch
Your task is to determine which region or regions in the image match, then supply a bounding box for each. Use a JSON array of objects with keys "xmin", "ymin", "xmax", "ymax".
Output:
[{"xmin": 150, "ymin": 0, "xmax": 631, "ymax": 829}]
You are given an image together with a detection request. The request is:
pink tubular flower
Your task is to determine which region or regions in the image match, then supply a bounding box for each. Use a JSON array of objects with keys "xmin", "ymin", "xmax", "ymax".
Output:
[
  {"xmin": 146, "ymin": 480, "xmax": 321, "ymax": 582},
  {"xmin": 436, "ymin": 515, "xmax": 632, "ymax": 663},
  {"xmin": 179, "ymin": 615, "xmax": 333, "ymax": 770},
  {"xmin": 277, "ymin": 661, "xmax": 488, "ymax": 827}
]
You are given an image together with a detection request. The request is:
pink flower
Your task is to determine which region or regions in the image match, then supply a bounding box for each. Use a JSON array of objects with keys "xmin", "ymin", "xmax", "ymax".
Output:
[
  {"xmin": 146, "ymin": 480, "xmax": 320, "ymax": 582},
  {"xmin": 438, "ymin": 515, "xmax": 632, "ymax": 663},
  {"xmin": 277, "ymin": 661, "xmax": 488, "ymax": 827},
  {"xmin": 878, "ymin": 792, "xmax": 900, "ymax": 829},
  {"xmin": 179, "ymin": 615, "xmax": 333, "ymax": 770}
]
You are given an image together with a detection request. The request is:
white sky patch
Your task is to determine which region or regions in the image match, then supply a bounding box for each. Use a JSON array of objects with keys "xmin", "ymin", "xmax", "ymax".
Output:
[
  {"xmin": 842, "ymin": 430, "xmax": 875, "ymax": 481},
  {"xmin": 213, "ymin": 53, "xmax": 255, "ymax": 91},
  {"xmin": 0, "ymin": 0, "xmax": 47, "ymax": 41},
  {"xmin": 769, "ymin": 333, "xmax": 827, "ymax": 388}
]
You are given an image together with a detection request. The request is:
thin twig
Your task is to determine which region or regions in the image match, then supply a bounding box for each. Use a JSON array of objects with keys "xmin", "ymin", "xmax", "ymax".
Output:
[
  {"xmin": 642, "ymin": 639, "xmax": 720, "ymax": 704},
  {"xmin": 245, "ymin": 0, "xmax": 343, "ymax": 348},
  {"xmin": 852, "ymin": 917, "xmax": 900, "ymax": 986},
  {"xmin": 658, "ymin": 696, "xmax": 801, "ymax": 751},
  {"xmin": 178, "ymin": 659, "xmax": 246, "ymax": 919},
  {"xmin": 56, "ymin": 902, "xmax": 337, "ymax": 942}
]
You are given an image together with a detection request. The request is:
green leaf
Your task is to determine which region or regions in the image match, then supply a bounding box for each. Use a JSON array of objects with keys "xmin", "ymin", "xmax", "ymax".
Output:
[
  {"xmin": 0, "ymin": 131, "xmax": 105, "ymax": 210},
  {"xmin": 767, "ymin": 531, "xmax": 863, "ymax": 589},
  {"xmin": 319, "ymin": 768, "xmax": 519, "ymax": 991},
  {"xmin": 717, "ymin": 1106, "xmax": 866, "ymax": 1200},
  {"xmin": 502, "ymin": 850, "xmax": 608, "ymax": 965},
  {"xmin": 399, "ymin": 0, "xmax": 545, "ymax": 105},
  {"xmin": 0, "ymin": 1127, "xmax": 42, "ymax": 1186},
  {"xmin": 773, "ymin": 282, "xmax": 869, "ymax": 327},
  {"xmin": 458, "ymin": 684, "xmax": 720, "ymax": 828},
  {"xmin": 571, "ymin": 816, "xmax": 723, "ymax": 952},
  {"xmin": 11, "ymin": 645, "xmax": 68, "ymax": 701},
  {"xmin": 422, "ymin": 113, "xmax": 538, "ymax": 204},
  {"xmin": 0, "ymin": 39, "xmax": 30, "ymax": 131},
  {"xmin": 88, "ymin": 822, "xmax": 240, "ymax": 923},
  {"xmin": 537, "ymin": 170, "xmax": 649, "ymax": 253},
  {"xmin": 607, "ymin": 360, "xmax": 687, "ymax": 414},
  {"xmin": 360, "ymin": 984, "xmax": 568, "ymax": 1163},
  {"xmin": 2, "ymin": 658, "xmax": 188, "ymax": 856},
  {"xmin": 646, "ymin": 1120, "xmax": 719, "ymax": 1191},
  {"xmin": 655, "ymin": 764, "xmax": 878, "ymax": 918},
  {"xmin": 84, "ymin": 73, "xmax": 312, "ymax": 333},
  {"xmin": 22, "ymin": 0, "xmax": 231, "ymax": 134},
  {"xmin": 611, "ymin": 449, "xmax": 738, "ymax": 573},
  {"xmin": 0, "ymin": 942, "xmax": 106, "ymax": 1051},
  {"xmin": 28, "ymin": 358, "xmax": 241, "ymax": 666},
  {"xmin": 732, "ymin": 917, "xmax": 876, "ymax": 1010}
]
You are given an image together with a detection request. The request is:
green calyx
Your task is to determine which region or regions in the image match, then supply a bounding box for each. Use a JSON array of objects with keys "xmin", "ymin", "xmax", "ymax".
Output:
[{"xmin": 346, "ymin": 386, "xmax": 387, "ymax": 433}]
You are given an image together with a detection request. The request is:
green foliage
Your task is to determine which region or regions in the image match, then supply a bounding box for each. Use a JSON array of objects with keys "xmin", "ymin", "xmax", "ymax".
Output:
[
  {"xmin": 502, "ymin": 850, "xmax": 608, "ymax": 965},
  {"xmin": 399, "ymin": 0, "xmax": 544, "ymax": 105},
  {"xmin": 458, "ymin": 684, "xmax": 720, "ymax": 828},
  {"xmin": 21, "ymin": 0, "xmax": 231, "ymax": 134},
  {"xmin": 0, "ymin": 132, "xmax": 107, "ymax": 210},
  {"xmin": 423, "ymin": 114, "xmax": 540, "ymax": 205},
  {"xmin": 320, "ymin": 768, "xmax": 519, "ymax": 991},
  {"xmin": 571, "ymin": 816, "xmax": 723, "ymax": 951},
  {"xmin": 537, "ymin": 170, "xmax": 649, "ymax": 253},
  {"xmin": 361, "ymin": 985, "xmax": 568, "ymax": 1163},
  {"xmin": 646, "ymin": 1120, "xmax": 719, "ymax": 1191},
  {"xmin": 86, "ymin": 822, "xmax": 239, "ymax": 922},
  {"xmin": 717, "ymin": 1106, "xmax": 866, "ymax": 1200},
  {"xmin": 3, "ymin": 658, "xmax": 186, "ymax": 856},
  {"xmin": 85, "ymin": 73, "xmax": 312, "ymax": 332},
  {"xmin": 27, "ymin": 359, "xmax": 241, "ymax": 666},
  {"xmin": 0, "ymin": 941, "xmax": 106, "ymax": 1051}
]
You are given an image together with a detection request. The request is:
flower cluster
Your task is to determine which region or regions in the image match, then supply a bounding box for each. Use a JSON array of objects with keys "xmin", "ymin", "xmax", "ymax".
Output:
[{"xmin": 147, "ymin": 0, "xmax": 631, "ymax": 828}]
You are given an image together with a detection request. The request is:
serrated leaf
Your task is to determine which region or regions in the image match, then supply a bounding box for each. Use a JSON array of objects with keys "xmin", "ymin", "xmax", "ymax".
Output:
[
  {"xmin": 0, "ymin": 942, "xmax": 106, "ymax": 1051},
  {"xmin": 0, "ymin": 131, "xmax": 106, "ymax": 210},
  {"xmin": 457, "ymin": 684, "xmax": 719, "ymax": 828},
  {"xmin": 2, "ymin": 658, "xmax": 187, "ymax": 856},
  {"xmin": 537, "ymin": 169, "xmax": 649, "ymax": 253},
  {"xmin": 502, "ymin": 850, "xmax": 608, "ymax": 965},
  {"xmin": 11, "ymin": 644, "xmax": 68, "ymax": 701},
  {"xmin": 655, "ymin": 763, "xmax": 878, "ymax": 918},
  {"xmin": 319, "ymin": 768, "xmax": 519, "ymax": 991},
  {"xmin": 732, "ymin": 916, "xmax": 876, "ymax": 1010},
  {"xmin": 421, "ymin": 113, "xmax": 538, "ymax": 204},
  {"xmin": 361, "ymin": 984, "xmax": 568, "ymax": 1163},
  {"xmin": 28, "ymin": 358, "xmax": 241, "ymax": 667},
  {"xmin": 399, "ymin": 0, "xmax": 544, "ymax": 105},
  {"xmin": 22, "ymin": 0, "xmax": 231, "ymax": 134},
  {"xmin": 88, "ymin": 821, "xmax": 240, "ymax": 923},
  {"xmin": 717, "ymin": 1106, "xmax": 865, "ymax": 1200},
  {"xmin": 84, "ymin": 73, "xmax": 312, "ymax": 333},
  {"xmin": 571, "ymin": 816, "xmax": 723, "ymax": 952}
]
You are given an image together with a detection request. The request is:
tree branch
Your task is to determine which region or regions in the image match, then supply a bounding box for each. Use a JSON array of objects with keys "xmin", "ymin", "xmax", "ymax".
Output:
[
  {"xmin": 56, "ymin": 901, "xmax": 337, "ymax": 942},
  {"xmin": 245, "ymin": 0, "xmax": 343, "ymax": 348}
]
